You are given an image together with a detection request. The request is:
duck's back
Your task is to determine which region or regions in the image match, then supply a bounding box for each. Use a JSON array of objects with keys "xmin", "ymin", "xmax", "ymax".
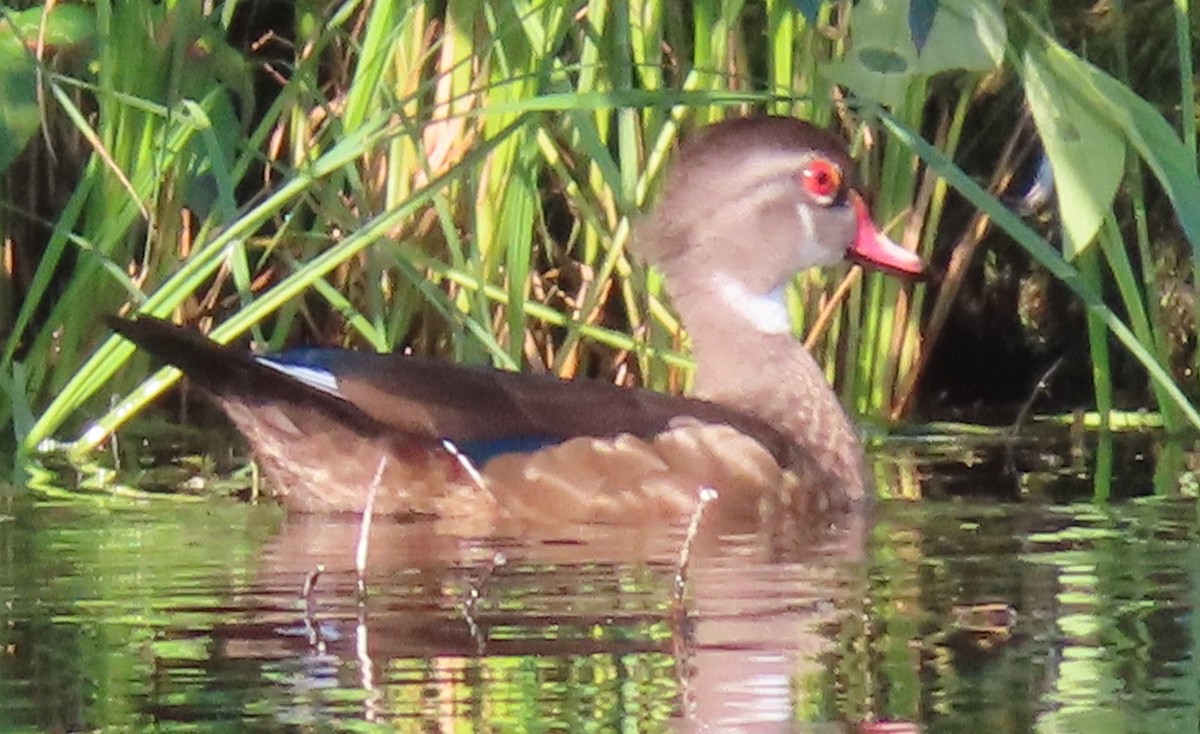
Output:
[{"xmin": 107, "ymin": 316, "xmax": 825, "ymax": 524}]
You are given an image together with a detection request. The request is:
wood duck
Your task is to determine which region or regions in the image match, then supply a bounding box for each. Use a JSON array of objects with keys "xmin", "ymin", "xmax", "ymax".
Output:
[{"xmin": 108, "ymin": 116, "xmax": 923, "ymax": 526}]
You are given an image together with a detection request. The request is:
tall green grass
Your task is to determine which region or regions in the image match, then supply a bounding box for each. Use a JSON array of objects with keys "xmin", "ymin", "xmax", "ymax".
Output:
[{"xmin": 0, "ymin": 1, "xmax": 1197, "ymax": 484}]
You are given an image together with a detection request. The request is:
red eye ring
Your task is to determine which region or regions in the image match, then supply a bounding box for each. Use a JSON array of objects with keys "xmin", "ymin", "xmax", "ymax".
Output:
[{"xmin": 800, "ymin": 158, "xmax": 843, "ymax": 206}]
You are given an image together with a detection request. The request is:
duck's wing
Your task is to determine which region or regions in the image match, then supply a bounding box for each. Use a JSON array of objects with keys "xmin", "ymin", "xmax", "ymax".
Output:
[{"xmin": 108, "ymin": 316, "xmax": 795, "ymax": 467}]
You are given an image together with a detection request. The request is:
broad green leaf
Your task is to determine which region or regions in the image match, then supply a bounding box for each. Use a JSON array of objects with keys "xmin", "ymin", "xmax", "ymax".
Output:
[
  {"xmin": 1, "ymin": 4, "xmax": 94, "ymax": 47},
  {"xmin": 878, "ymin": 108, "xmax": 1200, "ymax": 431},
  {"xmin": 0, "ymin": 43, "xmax": 39, "ymax": 175},
  {"xmin": 1022, "ymin": 17, "xmax": 1200, "ymax": 271},
  {"xmin": 825, "ymin": 0, "xmax": 1003, "ymax": 109},
  {"xmin": 823, "ymin": 0, "xmax": 914, "ymax": 109},
  {"xmin": 1022, "ymin": 41, "xmax": 1125, "ymax": 259},
  {"xmin": 0, "ymin": 5, "xmax": 96, "ymax": 175},
  {"xmin": 912, "ymin": 0, "xmax": 1004, "ymax": 75}
]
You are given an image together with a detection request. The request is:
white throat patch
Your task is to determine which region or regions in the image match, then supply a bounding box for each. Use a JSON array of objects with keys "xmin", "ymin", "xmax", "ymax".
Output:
[{"xmin": 713, "ymin": 273, "xmax": 792, "ymax": 335}]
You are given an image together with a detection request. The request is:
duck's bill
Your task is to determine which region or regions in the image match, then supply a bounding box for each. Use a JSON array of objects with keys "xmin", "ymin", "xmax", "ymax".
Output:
[{"xmin": 847, "ymin": 193, "xmax": 925, "ymax": 278}]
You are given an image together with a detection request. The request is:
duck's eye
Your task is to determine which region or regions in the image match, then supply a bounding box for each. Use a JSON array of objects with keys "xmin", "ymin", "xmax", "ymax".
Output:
[{"xmin": 800, "ymin": 158, "xmax": 843, "ymax": 206}]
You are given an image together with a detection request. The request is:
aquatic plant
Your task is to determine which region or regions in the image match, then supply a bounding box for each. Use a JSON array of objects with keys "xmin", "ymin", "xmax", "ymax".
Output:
[{"xmin": 0, "ymin": 1, "xmax": 1195, "ymax": 475}]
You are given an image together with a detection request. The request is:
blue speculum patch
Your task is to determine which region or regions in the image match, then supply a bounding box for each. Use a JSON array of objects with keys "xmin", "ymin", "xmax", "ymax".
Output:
[
  {"xmin": 455, "ymin": 436, "xmax": 564, "ymax": 464},
  {"xmin": 264, "ymin": 348, "xmax": 343, "ymax": 369}
]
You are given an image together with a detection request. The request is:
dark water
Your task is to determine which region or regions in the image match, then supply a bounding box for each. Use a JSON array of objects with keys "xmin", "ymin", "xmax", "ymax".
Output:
[{"xmin": 3, "ymin": 433, "xmax": 1199, "ymax": 732}]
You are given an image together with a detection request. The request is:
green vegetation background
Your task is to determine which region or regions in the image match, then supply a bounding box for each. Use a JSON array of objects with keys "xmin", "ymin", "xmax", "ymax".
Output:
[{"xmin": 0, "ymin": 0, "xmax": 1197, "ymax": 488}]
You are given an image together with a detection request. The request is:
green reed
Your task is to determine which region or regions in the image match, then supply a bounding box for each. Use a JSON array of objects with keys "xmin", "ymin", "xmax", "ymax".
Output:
[{"xmin": 1, "ymin": 1, "xmax": 1197, "ymax": 476}]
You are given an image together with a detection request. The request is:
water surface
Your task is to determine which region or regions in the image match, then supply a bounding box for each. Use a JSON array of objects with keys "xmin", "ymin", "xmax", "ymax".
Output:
[{"xmin": 2, "ymin": 434, "xmax": 1198, "ymax": 732}]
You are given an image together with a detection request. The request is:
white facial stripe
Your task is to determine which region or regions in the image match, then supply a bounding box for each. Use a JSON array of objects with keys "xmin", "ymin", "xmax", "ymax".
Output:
[
  {"xmin": 256, "ymin": 356, "xmax": 342, "ymax": 397},
  {"xmin": 713, "ymin": 273, "xmax": 792, "ymax": 334}
]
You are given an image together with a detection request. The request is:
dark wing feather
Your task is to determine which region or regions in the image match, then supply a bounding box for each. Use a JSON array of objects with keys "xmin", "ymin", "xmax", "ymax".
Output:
[
  {"xmin": 108, "ymin": 316, "xmax": 796, "ymax": 466},
  {"xmin": 106, "ymin": 316, "xmax": 390, "ymax": 437}
]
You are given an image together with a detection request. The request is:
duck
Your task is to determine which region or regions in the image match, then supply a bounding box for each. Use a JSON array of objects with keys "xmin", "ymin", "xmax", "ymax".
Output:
[{"xmin": 107, "ymin": 116, "xmax": 923, "ymax": 526}]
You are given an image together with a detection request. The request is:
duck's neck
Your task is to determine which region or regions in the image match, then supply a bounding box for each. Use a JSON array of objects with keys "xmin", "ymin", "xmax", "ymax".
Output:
[{"xmin": 666, "ymin": 276, "xmax": 867, "ymax": 499}]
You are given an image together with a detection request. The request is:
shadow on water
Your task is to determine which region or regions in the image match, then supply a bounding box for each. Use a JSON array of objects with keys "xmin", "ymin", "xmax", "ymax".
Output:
[{"xmin": 3, "ymin": 430, "xmax": 1200, "ymax": 732}]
